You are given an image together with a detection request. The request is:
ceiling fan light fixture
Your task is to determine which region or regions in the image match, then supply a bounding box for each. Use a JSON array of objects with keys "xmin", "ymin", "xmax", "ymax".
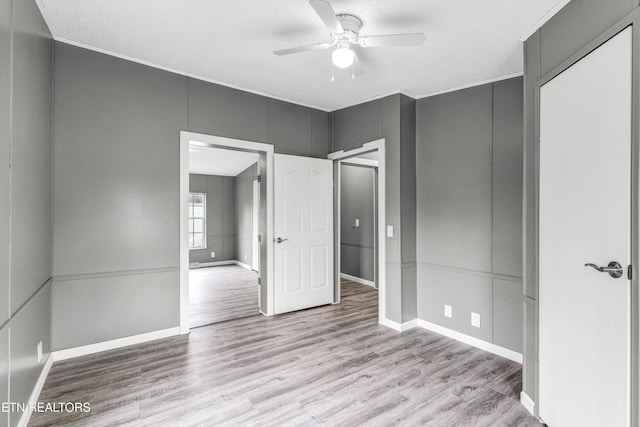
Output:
[{"xmin": 332, "ymin": 46, "xmax": 355, "ymax": 69}]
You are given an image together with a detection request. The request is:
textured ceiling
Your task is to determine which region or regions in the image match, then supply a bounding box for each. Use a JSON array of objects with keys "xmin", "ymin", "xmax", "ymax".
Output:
[
  {"xmin": 37, "ymin": 0, "xmax": 569, "ymax": 111},
  {"xmin": 190, "ymin": 147, "xmax": 259, "ymax": 177}
]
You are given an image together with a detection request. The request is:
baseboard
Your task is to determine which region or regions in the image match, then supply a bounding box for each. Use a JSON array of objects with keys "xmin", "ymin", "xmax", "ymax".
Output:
[
  {"xmin": 17, "ymin": 354, "xmax": 54, "ymax": 427},
  {"xmin": 340, "ymin": 273, "xmax": 375, "ymax": 287},
  {"xmin": 417, "ymin": 320, "xmax": 523, "ymax": 364},
  {"xmin": 378, "ymin": 317, "xmax": 419, "ymax": 332},
  {"xmin": 235, "ymin": 261, "xmax": 252, "ymax": 270},
  {"xmin": 520, "ymin": 391, "xmax": 535, "ymax": 416},
  {"xmin": 189, "ymin": 260, "xmax": 235, "ymax": 268},
  {"xmin": 52, "ymin": 327, "xmax": 180, "ymax": 362},
  {"xmin": 190, "ymin": 260, "xmax": 253, "ymax": 270}
]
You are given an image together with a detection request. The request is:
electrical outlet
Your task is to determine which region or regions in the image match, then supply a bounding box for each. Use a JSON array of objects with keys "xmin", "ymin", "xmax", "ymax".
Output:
[
  {"xmin": 37, "ymin": 341, "xmax": 43, "ymax": 363},
  {"xmin": 386, "ymin": 225, "xmax": 394, "ymax": 237},
  {"xmin": 444, "ymin": 305, "xmax": 452, "ymax": 318},
  {"xmin": 471, "ymin": 312, "xmax": 481, "ymax": 328},
  {"xmin": 210, "ymin": 251, "xmax": 216, "ymax": 258},
  {"xmin": 244, "ymin": 254, "xmax": 248, "ymax": 261}
]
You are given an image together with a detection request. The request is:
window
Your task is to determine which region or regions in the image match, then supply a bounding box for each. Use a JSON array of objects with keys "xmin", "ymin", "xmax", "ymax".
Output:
[{"xmin": 188, "ymin": 193, "xmax": 206, "ymax": 249}]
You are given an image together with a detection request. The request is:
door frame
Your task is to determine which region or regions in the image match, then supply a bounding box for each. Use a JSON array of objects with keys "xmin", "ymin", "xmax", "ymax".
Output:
[
  {"xmin": 328, "ymin": 139, "xmax": 386, "ymax": 322},
  {"xmin": 339, "ymin": 156, "xmax": 379, "ymax": 287},
  {"xmin": 179, "ymin": 131, "xmax": 275, "ymax": 334},
  {"xmin": 252, "ymin": 178, "xmax": 260, "ymax": 273},
  {"xmin": 533, "ymin": 12, "xmax": 640, "ymax": 424}
]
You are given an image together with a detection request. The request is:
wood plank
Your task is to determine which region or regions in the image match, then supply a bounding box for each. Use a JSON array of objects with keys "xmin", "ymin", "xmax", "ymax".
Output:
[
  {"xmin": 189, "ymin": 265, "xmax": 259, "ymax": 327},
  {"xmin": 30, "ymin": 282, "xmax": 540, "ymax": 426}
]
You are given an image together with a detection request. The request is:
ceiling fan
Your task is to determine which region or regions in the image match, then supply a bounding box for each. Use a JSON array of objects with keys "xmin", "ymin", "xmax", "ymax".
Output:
[{"xmin": 274, "ymin": 0, "xmax": 426, "ymax": 78}]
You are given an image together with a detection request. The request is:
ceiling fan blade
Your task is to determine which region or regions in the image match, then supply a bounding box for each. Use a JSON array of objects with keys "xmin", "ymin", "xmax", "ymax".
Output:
[
  {"xmin": 273, "ymin": 42, "xmax": 332, "ymax": 56},
  {"xmin": 353, "ymin": 51, "xmax": 364, "ymax": 76},
  {"xmin": 359, "ymin": 33, "xmax": 426, "ymax": 47},
  {"xmin": 309, "ymin": 0, "xmax": 344, "ymax": 34}
]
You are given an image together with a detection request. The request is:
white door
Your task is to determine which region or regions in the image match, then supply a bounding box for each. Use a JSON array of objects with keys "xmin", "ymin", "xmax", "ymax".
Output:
[
  {"xmin": 539, "ymin": 27, "xmax": 632, "ymax": 426},
  {"xmin": 274, "ymin": 154, "xmax": 334, "ymax": 314}
]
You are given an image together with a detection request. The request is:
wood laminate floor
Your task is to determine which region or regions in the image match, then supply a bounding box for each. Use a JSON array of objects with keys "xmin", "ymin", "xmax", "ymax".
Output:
[
  {"xmin": 339, "ymin": 278, "xmax": 376, "ymax": 298},
  {"xmin": 189, "ymin": 265, "xmax": 259, "ymax": 328},
  {"xmin": 31, "ymin": 285, "xmax": 541, "ymax": 427}
]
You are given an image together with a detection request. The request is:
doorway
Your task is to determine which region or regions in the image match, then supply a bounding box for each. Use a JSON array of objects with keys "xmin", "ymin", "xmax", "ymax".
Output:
[
  {"xmin": 179, "ymin": 131, "xmax": 275, "ymax": 333},
  {"xmin": 187, "ymin": 146, "xmax": 260, "ymax": 327},
  {"xmin": 339, "ymin": 154, "xmax": 378, "ymax": 300},
  {"xmin": 538, "ymin": 27, "xmax": 633, "ymax": 426},
  {"xmin": 329, "ymin": 139, "xmax": 386, "ymax": 320}
]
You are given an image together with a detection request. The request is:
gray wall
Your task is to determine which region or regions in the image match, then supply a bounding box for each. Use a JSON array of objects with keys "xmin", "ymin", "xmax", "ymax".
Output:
[
  {"xmin": 52, "ymin": 42, "xmax": 331, "ymax": 350},
  {"xmin": 522, "ymin": 0, "xmax": 639, "ymax": 407},
  {"xmin": 0, "ymin": 0, "xmax": 53, "ymax": 425},
  {"xmin": 416, "ymin": 78, "xmax": 523, "ymax": 352},
  {"xmin": 189, "ymin": 174, "xmax": 236, "ymax": 264},
  {"xmin": 340, "ymin": 164, "xmax": 376, "ymax": 282},
  {"xmin": 331, "ymin": 94, "xmax": 417, "ymax": 323},
  {"xmin": 234, "ymin": 163, "xmax": 257, "ymax": 266}
]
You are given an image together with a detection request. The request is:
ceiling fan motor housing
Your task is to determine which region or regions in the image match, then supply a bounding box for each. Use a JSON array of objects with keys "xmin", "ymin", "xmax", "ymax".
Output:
[{"xmin": 334, "ymin": 14, "xmax": 362, "ymax": 44}]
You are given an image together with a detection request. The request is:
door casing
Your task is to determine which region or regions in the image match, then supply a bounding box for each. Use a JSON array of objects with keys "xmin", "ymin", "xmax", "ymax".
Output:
[
  {"xmin": 329, "ymin": 139, "xmax": 387, "ymax": 323},
  {"xmin": 179, "ymin": 131, "xmax": 275, "ymax": 333},
  {"xmin": 533, "ymin": 12, "xmax": 640, "ymax": 425}
]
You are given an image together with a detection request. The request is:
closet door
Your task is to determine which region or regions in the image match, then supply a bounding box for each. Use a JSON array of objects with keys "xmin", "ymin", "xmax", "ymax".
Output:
[{"xmin": 539, "ymin": 27, "xmax": 632, "ymax": 427}]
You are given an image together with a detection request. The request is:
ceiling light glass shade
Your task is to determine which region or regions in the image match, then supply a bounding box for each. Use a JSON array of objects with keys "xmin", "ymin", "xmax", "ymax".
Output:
[{"xmin": 332, "ymin": 46, "xmax": 355, "ymax": 68}]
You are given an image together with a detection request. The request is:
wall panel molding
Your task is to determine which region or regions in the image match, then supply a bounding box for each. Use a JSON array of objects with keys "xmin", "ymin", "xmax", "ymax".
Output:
[{"xmin": 53, "ymin": 268, "xmax": 178, "ymax": 283}]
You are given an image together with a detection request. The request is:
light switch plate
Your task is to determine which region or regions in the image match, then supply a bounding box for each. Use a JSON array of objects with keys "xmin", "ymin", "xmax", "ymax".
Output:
[
  {"xmin": 211, "ymin": 251, "xmax": 216, "ymax": 258},
  {"xmin": 355, "ymin": 218, "xmax": 360, "ymax": 227},
  {"xmin": 444, "ymin": 305, "xmax": 452, "ymax": 318},
  {"xmin": 471, "ymin": 312, "xmax": 481, "ymax": 328},
  {"xmin": 37, "ymin": 341, "xmax": 43, "ymax": 363},
  {"xmin": 386, "ymin": 225, "xmax": 394, "ymax": 237}
]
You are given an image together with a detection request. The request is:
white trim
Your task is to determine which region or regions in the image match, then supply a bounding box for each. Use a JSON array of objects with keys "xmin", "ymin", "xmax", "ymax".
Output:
[
  {"xmin": 378, "ymin": 318, "xmax": 419, "ymax": 332},
  {"xmin": 42, "ymin": 26, "xmax": 535, "ymax": 113},
  {"xmin": 341, "ymin": 157, "xmax": 379, "ymax": 168},
  {"xmin": 180, "ymin": 131, "xmax": 275, "ymax": 331},
  {"xmin": 340, "ymin": 273, "xmax": 375, "ymax": 287},
  {"xmin": 16, "ymin": 354, "xmax": 54, "ymax": 427},
  {"xmin": 235, "ymin": 261, "xmax": 252, "ymax": 270},
  {"xmin": 328, "ymin": 139, "xmax": 385, "ymax": 160},
  {"xmin": 189, "ymin": 260, "xmax": 256, "ymax": 270},
  {"xmin": 417, "ymin": 320, "xmax": 523, "ymax": 363},
  {"xmin": 413, "ymin": 73, "xmax": 523, "ymax": 100},
  {"xmin": 519, "ymin": 0, "xmax": 573, "ymax": 41},
  {"xmin": 189, "ymin": 260, "xmax": 236, "ymax": 268},
  {"xmin": 50, "ymin": 37, "xmax": 332, "ymax": 113},
  {"xmin": 52, "ymin": 327, "xmax": 180, "ymax": 362},
  {"xmin": 329, "ymin": 139, "xmax": 386, "ymax": 323},
  {"xmin": 520, "ymin": 391, "xmax": 536, "ymax": 416}
]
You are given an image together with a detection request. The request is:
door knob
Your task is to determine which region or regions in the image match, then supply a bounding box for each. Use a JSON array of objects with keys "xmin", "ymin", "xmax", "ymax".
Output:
[
  {"xmin": 584, "ymin": 261, "xmax": 624, "ymax": 278},
  {"xmin": 275, "ymin": 237, "xmax": 288, "ymax": 244}
]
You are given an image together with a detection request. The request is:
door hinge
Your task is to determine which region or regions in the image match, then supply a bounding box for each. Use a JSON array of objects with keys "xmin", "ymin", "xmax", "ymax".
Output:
[
  {"xmin": 254, "ymin": 175, "xmax": 261, "ymax": 183},
  {"xmin": 628, "ymin": 265, "xmax": 633, "ymax": 280},
  {"xmin": 257, "ymin": 277, "xmax": 261, "ymax": 285},
  {"xmin": 257, "ymin": 234, "xmax": 261, "ymax": 242}
]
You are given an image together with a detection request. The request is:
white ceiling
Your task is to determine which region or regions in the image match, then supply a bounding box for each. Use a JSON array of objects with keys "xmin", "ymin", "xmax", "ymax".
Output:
[
  {"xmin": 189, "ymin": 146, "xmax": 259, "ymax": 177},
  {"xmin": 37, "ymin": 0, "xmax": 569, "ymax": 111}
]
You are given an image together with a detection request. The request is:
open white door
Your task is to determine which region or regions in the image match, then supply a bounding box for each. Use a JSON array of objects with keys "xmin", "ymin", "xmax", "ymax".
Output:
[
  {"xmin": 274, "ymin": 154, "xmax": 334, "ymax": 314},
  {"xmin": 539, "ymin": 27, "xmax": 632, "ymax": 426}
]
